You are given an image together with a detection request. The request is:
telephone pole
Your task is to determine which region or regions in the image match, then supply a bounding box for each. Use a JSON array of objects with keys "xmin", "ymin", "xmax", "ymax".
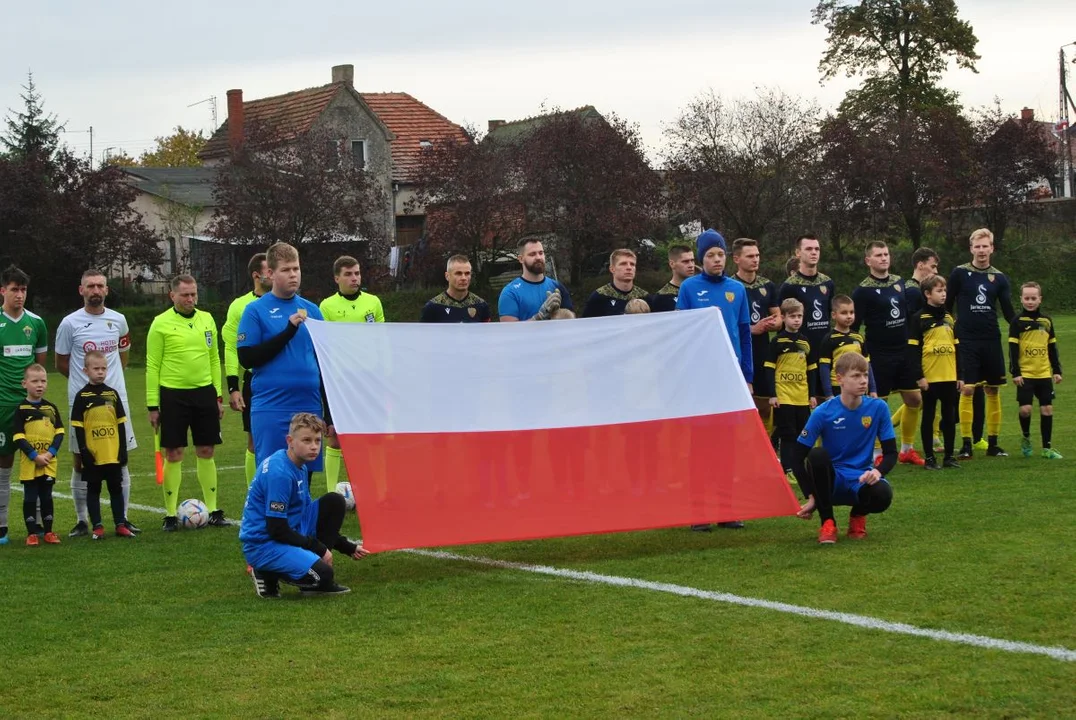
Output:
[{"xmin": 1060, "ymin": 43, "xmax": 1076, "ymax": 197}]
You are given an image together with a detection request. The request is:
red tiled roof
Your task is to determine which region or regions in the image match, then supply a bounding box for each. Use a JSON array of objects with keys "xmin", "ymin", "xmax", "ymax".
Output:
[
  {"xmin": 199, "ymin": 83, "xmax": 467, "ymax": 183},
  {"xmin": 360, "ymin": 92, "xmax": 469, "ymax": 183}
]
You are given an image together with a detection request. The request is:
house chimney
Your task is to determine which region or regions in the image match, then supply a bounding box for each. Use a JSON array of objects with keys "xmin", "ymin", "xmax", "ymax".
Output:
[
  {"xmin": 488, "ymin": 119, "xmax": 506, "ymax": 133},
  {"xmin": 1021, "ymin": 107, "xmax": 1034, "ymax": 122},
  {"xmin": 227, "ymin": 89, "xmax": 244, "ymax": 152},
  {"xmin": 332, "ymin": 64, "xmax": 355, "ymax": 87}
]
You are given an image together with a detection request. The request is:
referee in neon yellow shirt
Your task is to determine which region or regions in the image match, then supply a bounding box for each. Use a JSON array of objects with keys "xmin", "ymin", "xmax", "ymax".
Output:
[
  {"xmin": 319, "ymin": 256, "xmax": 384, "ymax": 492},
  {"xmin": 146, "ymin": 275, "xmax": 225, "ymax": 531}
]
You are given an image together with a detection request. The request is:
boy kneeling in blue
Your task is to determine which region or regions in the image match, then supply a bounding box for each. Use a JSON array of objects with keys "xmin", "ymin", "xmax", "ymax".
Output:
[
  {"xmin": 790, "ymin": 352, "xmax": 896, "ymax": 544},
  {"xmin": 240, "ymin": 412, "xmax": 367, "ymax": 598}
]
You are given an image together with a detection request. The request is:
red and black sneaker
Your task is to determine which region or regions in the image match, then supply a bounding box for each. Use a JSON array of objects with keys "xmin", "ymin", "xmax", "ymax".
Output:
[{"xmin": 115, "ymin": 524, "xmax": 136, "ymax": 538}]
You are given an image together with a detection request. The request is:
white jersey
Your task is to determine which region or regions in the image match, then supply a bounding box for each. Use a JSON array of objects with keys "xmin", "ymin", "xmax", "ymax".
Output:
[{"xmin": 54, "ymin": 307, "xmax": 137, "ymax": 451}]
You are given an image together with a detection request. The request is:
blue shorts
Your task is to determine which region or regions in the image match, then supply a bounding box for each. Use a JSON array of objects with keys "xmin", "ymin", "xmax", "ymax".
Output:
[
  {"xmin": 833, "ymin": 471, "xmax": 891, "ymax": 506},
  {"xmin": 251, "ymin": 410, "xmax": 324, "ymax": 472},
  {"xmin": 242, "ymin": 501, "xmax": 321, "ymax": 580}
]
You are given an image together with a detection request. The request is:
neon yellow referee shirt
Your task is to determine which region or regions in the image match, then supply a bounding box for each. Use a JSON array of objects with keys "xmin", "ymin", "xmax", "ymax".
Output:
[{"xmin": 319, "ymin": 291, "xmax": 385, "ymax": 323}]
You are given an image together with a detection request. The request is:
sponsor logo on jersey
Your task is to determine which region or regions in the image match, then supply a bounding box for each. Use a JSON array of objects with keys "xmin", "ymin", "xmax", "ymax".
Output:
[
  {"xmin": 697, "ymin": 290, "xmax": 709, "ymax": 298},
  {"xmin": 889, "ymin": 297, "xmax": 901, "ymax": 319},
  {"xmin": 834, "ymin": 418, "xmax": 845, "ymax": 425},
  {"xmin": 812, "ymin": 299, "xmax": 824, "ymax": 321},
  {"xmin": 269, "ymin": 501, "xmax": 286, "ymax": 513},
  {"xmin": 3, "ymin": 344, "xmax": 32, "ymax": 357},
  {"xmin": 750, "ymin": 301, "xmax": 761, "ymax": 324},
  {"xmin": 975, "ymin": 284, "xmax": 988, "ymax": 305}
]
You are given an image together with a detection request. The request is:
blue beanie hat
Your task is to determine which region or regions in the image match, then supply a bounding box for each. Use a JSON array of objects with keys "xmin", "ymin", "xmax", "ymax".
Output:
[{"xmin": 696, "ymin": 229, "xmax": 727, "ymax": 262}]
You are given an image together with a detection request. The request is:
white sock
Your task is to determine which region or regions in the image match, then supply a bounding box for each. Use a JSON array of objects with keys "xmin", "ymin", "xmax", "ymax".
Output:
[
  {"xmin": 0, "ymin": 466, "xmax": 10, "ymax": 527},
  {"xmin": 71, "ymin": 468, "xmax": 88, "ymax": 523},
  {"xmin": 121, "ymin": 466, "xmax": 131, "ymax": 522},
  {"xmin": 901, "ymin": 442, "xmax": 913, "ymax": 452}
]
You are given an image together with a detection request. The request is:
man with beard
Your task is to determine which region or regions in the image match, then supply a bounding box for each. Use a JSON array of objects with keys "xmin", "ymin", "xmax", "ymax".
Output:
[
  {"xmin": 498, "ymin": 239, "xmax": 573, "ymax": 322},
  {"xmin": 222, "ymin": 253, "xmax": 273, "ymax": 487},
  {"xmin": 54, "ymin": 269, "xmax": 140, "ymax": 536}
]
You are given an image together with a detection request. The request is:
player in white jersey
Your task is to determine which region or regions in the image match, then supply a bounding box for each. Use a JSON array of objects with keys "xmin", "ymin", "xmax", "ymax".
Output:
[{"xmin": 54, "ymin": 270, "xmax": 139, "ymax": 536}]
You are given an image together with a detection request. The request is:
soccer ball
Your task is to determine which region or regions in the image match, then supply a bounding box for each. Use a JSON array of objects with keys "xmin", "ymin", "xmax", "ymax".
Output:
[
  {"xmin": 178, "ymin": 498, "xmax": 209, "ymax": 529},
  {"xmin": 335, "ymin": 481, "xmax": 355, "ymax": 510}
]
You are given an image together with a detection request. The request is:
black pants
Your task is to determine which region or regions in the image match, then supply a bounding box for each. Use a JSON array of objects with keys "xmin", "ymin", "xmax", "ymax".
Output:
[
  {"xmin": 23, "ymin": 477, "xmax": 54, "ymax": 534},
  {"xmin": 775, "ymin": 405, "xmax": 811, "ymax": 472},
  {"xmin": 804, "ymin": 448, "xmax": 893, "ymax": 523},
  {"xmin": 283, "ymin": 492, "xmax": 348, "ymax": 589},
  {"xmin": 972, "ymin": 385, "xmax": 985, "ymax": 442},
  {"xmin": 922, "ymin": 381, "xmax": 958, "ymax": 458},
  {"xmin": 85, "ymin": 464, "xmax": 125, "ymax": 528}
]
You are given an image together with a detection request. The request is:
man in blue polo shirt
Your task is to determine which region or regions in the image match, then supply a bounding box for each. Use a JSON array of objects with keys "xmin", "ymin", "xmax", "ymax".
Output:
[
  {"xmin": 676, "ymin": 229, "xmax": 753, "ymax": 387},
  {"xmin": 498, "ymin": 239, "xmax": 573, "ymax": 322}
]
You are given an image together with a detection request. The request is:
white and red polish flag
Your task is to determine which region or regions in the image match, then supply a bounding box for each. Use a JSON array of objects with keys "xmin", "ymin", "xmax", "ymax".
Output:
[{"xmin": 307, "ymin": 308, "xmax": 798, "ymax": 553}]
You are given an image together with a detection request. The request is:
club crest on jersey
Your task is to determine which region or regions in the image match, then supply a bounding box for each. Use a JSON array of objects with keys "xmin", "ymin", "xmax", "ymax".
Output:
[
  {"xmin": 467, "ymin": 307, "xmax": 477, "ymax": 318},
  {"xmin": 23, "ymin": 326, "xmax": 32, "ymax": 338},
  {"xmin": 204, "ymin": 331, "xmax": 213, "ymax": 347},
  {"xmin": 988, "ymin": 274, "xmax": 995, "ymax": 283},
  {"xmin": 725, "ymin": 291, "xmax": 735, "ymax": 302},
  {"xmin": 820, "ymin": 286, "xmax": 828, "ymax": 295},
  {"xmin": 894, "ymin": 284, "xmax": 901, "ymax": 293},
  {"xmin": 759, "ymin": 288, "xmax": 767, "ymax": 297},
  {"xmin": 861, "ymin": 416, "xmax": 873, "ymax": 429}
]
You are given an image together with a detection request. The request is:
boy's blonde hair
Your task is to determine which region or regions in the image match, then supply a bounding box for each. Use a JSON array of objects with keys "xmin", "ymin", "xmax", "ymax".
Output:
[
  {"xmin": 551, "ymin": 308, "xmax": 576, "ymax": 320},
  {"xmin": 834, "ymin": 351, "xmax": 869, "ymax": 376},
  {"xmin": 969, "ymin": 228, "xmax": 994, "ymax": 245},
  {"xmin": 23, "ymin": 363, "xmax": 47, "ymax": 379},
  {"xmin": 624, "ymin": 298, "xmax": 650, "ymax": 314},
  {"xmin": 921, "ymin": 274, "xmax": 946, "ymax": 295},
  {"xmin": 831, "ymin": 294, "xmax": 853, "ymax": 310},
  {"xmin": 84, "ymin": 349, "xmax": 107, "ymax": 365},
  {"xmin": 288, "ymin": 412, "xmax": 326, "ymax": 437},
  {"xmin": 780, "ymin": 298, "xmax": 803, "ymax": 315},
  {"xmin": 1020, "ymin": 281, "xmax": 1042, "ymax": 295},
  {"xmin": 267, "ymin": 242, "xmax": 300, "ymax": 270}
]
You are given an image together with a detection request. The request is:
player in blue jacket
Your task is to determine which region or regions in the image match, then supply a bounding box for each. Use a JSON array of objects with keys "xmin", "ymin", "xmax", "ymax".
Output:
[
  {"xmin": 240, "ymin": 413, "xmax": 368, "ymax": 598},
  {"xmin": 676, "ymin": 229, "xmax": 753, "ymax": 386}
]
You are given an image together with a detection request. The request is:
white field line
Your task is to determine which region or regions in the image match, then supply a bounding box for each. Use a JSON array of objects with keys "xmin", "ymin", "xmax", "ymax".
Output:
[{"xmin": 13, "ymin": 487, "xmax": 1074, "ymax": 663}]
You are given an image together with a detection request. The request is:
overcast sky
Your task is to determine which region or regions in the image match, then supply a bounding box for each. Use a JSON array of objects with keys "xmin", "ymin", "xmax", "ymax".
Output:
[{"xmin": 1, "ymin": 1, "xmax": 1071, "ymax": 163}]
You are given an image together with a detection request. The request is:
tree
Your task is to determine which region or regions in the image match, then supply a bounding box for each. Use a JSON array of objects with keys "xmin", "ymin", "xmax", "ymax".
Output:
[
  {"xmin": 813, "ymin": 0, "xmax": 980, "ymax": 247},
  {"xmin": 408, "ymin": 126, "xmax": 524, "ymax": 287},
  {"xmin": 139, "ymin": 126, "xmax": 207, "ymax": 167},
  {"xmin": 813, "ymin": 0, "xmax": 979, "ymax": 113},
  {"xmin": 512, "ymin": 108, "xmax": 662, "ymax": 285},
  {"xmin": 208, "ymin": 123, "xmax": 390, "ymax": 280},
  {"xmin": 664, "ymin": 88, "xmax": 821, "ymax": 246},
  {"xmin": 0, "ymin": 149, "xmax": 164, "ymax": 308},
  {"xmin": 968, "ymin": 103, "xmax": 1059, "ymax": 247},
  {"xmin": 2, "ymin": 71, "xmax": 62, "ymax": 160}
]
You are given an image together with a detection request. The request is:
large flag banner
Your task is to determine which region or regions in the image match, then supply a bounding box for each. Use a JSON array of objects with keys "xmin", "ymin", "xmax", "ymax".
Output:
[{"xmin": 308, "ymin": 308, "xmax": 798, "ymax": 552}]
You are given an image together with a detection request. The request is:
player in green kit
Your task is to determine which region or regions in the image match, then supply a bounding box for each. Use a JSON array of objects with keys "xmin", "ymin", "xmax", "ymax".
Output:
[
  {"xmin": 146, "ymin": 275, "xmax": 226, "ymax": 531},
  {"xmin": 222, "ymin": 253, "xmax": 272, "ymax": 487},
  {"xmin": 319, "ymin": 256, "xmax": 385, "ymax": 493},
  {"xmin": 0, "ymin": 266, "xmax": 49, "ymax": 545}
]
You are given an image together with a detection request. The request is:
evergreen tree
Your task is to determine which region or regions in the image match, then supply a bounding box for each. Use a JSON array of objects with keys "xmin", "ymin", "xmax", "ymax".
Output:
[{"xmin": 2, "ymin": 71, "xmax": 62, "ymax": 160}]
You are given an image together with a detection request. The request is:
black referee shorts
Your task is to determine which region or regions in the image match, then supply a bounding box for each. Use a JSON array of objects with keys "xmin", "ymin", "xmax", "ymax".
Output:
[
  {"xmin": 241, "ymin": 370, "xmax": 253, "ymax": 433},
  {"xmin": 1016, "ymin": 378, "xmax": 1055, "ymax": 407},
  {"xmin": 867, "ymin": 348, "xmax": 918, "ymax": 398},
  {"xmin": 958, "ymin": 338, "xmax": 1007, "ymax": 387},
  {"xmin": 160, "ymin": 385, "xmax": 222, "ymax": 449}
]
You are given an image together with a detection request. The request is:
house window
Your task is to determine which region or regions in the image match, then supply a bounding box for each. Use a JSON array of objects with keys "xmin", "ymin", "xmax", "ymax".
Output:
[{"xmin": 351, "ymin": 140, "xmax": 367, "ymax": 169}]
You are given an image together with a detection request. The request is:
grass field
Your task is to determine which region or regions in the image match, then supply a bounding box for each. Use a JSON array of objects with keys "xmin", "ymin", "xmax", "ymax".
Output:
[{"xmin": 2, "ymin": 319, "xmax": 1074, "ymax": 718}]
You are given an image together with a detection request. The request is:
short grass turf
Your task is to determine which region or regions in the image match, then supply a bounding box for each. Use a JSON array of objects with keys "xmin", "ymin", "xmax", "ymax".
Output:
[{"xmin": 1, "ymin": 318, "xmax": 1074, "ymax": 718}]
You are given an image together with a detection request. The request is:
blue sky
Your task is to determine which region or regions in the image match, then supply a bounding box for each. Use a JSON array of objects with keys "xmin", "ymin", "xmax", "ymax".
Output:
[{"xmin": 2, "ymin": 1, "xmax": 1070, "ymax": 161}]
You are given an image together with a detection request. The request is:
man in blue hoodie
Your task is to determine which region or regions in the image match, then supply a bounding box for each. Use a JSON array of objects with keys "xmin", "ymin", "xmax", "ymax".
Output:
[
  {"xmin": 676, "ymin": 229, "xmax": 753, "ymax": 531},
  {"xmin": 676, "ymin": 229, "xmax": 754, "ymax": 389}
]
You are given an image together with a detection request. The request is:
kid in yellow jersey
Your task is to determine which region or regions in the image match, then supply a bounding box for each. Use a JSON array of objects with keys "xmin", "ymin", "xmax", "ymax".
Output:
[
  {"xmin": 765, "ymin": 298, "xmax": 818, "ymax": 476},
  {"xmin": 1009, "ymin": 282, "xmax": 1063, "ymax": 459},
  {"xmin": 12, "ymin": 364, "xmax": 64, "ymax": 545},
  {"xmin": 909, "ymin": 275, "xmax": 960, "ymax": 470}
]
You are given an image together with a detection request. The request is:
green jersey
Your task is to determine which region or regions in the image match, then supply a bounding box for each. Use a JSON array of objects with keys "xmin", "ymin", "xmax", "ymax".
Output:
[
  {"xmin": 319, "ymin": 291, "xmax": 385, "ymax": 323},
  {"xmin": 222, "ymin": 291, "xmax": 260, "ymax": 384},
  {"xmin": 145, "ymin": 307, "xmax": 222, "ymax": 407},
  {"xmin": 0, "ymin": 309, "xmax": 49, "ymax": 405}
]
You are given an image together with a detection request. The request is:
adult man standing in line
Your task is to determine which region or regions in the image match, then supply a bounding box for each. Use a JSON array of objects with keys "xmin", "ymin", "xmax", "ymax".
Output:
[
  {"xmin": 222, "ymin": 253, "xmax": 272, "ymax": 488},
  {"xmin": 778, "ymin": 235, "xmax": 836, "ymax": 403},
  {"xmin": 647, "ymin": 244, "xmax": 695, "ymax": 313},
  {"xmin": 498, "ymin": 239, "xmax": 573, "ymax": 322},
  {"xmin": 0, "ymin": 266, "xmax": 48, "ymax": 545},
  {"xmin": 731, "ymin": 238, "xmax": 781, "ymax": 434},
  {"xmin": 851, "ymin": 242, "xmax": 924, "ymax": 465},
  {"xmin": 421, "ymin": 255, "xmax": 492, "ymax": 323},
  {"xmin": 55, "ymin": 269, "xmax": 140, "ymax": 536},
  {"xmin": 146, "ymin": 275, "xmax": 226, "ymax": 531},
  {"xmin": 319, "ymin": 255, "xmax": 385, "ymax": 492},
  {"xmin": 581, "ymin": 249, "xmax": 648, "ymax": 318},
  {"xmin": 946, "ymin": 228, "xmax": 1016, "ymax": 458}
]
